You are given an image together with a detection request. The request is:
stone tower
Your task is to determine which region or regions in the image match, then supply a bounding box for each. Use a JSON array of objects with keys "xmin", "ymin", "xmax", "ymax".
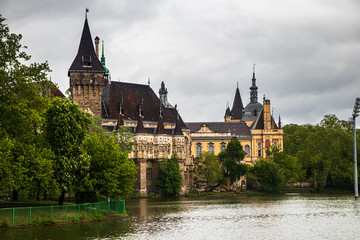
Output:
[{"xmin": 68, "ymin": 15, "xmax": 107, "ymax": 116}]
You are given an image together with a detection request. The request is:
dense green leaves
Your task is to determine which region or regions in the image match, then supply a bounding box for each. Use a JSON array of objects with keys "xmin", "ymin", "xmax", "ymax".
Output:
[
  {"xmin": 82, "ymin": 133, "xmax": 137, "ymax": 201},
  {"xmin": 157, "ymin": 154, "xmax": 183, "ymax": 196},
  {"xmin": 218, "ymin": 139, "xmax": 247, "ymax": 186},
  {"xmin": 195, "ymin": 152, "xmax": 223, "ymax": 191}
]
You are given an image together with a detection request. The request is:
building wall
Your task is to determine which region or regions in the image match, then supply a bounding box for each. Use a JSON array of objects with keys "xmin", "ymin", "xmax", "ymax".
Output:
[{"xmin": 69, "ymin": 72, "xmax": 107, "ymax": 116}]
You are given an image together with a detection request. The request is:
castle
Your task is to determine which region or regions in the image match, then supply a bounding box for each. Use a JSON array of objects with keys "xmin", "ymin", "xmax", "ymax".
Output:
[{"xmin": 68, "ymin": 13, "xmax": 283, "ymax": 194}]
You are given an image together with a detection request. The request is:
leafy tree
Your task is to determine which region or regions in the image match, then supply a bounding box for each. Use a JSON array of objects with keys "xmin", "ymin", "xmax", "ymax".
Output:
[
  {"xmin": 157, "ymin": 154, "xmax": 183, "ymax": 196},
  {"xmin": 80, "ymin": 133, "xmax": 137, "ymax": 202},
  {"xmin": 45, "ymin": 97, "xmax": 92, "ymax": 205},
  {"xmin": 218, "ymin": 139, "xmax": 247, "ymax": 189},
  {"xmin": 0, "ymin": 15, "xmax": 55, "ymax": 200},
  {"xmin": 113, "ymin": 126, "xmax": 135, "ymax": 152},
  {"xmin": 195, "ymin": 152, "xmax": 223, "ymax": 191},
  {"xmin": 250, "ymin": 159, "xmax": 284, "ymax": 193}
]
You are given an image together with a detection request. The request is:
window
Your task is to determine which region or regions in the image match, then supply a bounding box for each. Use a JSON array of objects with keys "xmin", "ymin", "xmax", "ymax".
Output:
[
  {"xmin": 245, "ymin": 145, "xmax": 250, "ymax": 157},
  {"xmin": 220, "ymin": 142, "xmax": 227, "ymax": 152},
  {"xmin": 138, "ymin": 145, "xmax": 143, "ymax": 152},
  {"xmin": 146, "ymin": 168, "xmax": 152, "ymax": 180},
  {"xmin": 257, "ymin": 142, "xmax": 262, "ymax": 157},
  {"xmin": 208, "ymin": 143, "xmax": 214, "ymax": 154},
  {"xmin": 273, "ymin": 142, "xmax": 277, "ymax": 148},
  {"xmin": 177, "ymin": 147, "xmax": 181, "ymax": 153},
  {"xmin": 159, "ymin": 146, "xmax": 163, "ymax": 152},
  {"xmin": 196, "ymin": 143, "xmax": 202, "ymax": 157}
]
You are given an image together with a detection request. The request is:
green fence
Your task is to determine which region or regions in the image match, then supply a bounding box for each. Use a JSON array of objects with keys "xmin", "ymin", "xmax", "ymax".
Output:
[{"xmin": 0, "ymin": 199, "xmax": 125, "ymax": 226}]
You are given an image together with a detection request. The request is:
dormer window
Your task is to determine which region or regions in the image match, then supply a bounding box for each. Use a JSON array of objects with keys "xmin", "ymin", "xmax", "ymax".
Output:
[
  {"xmin": 253, "ymin": 109, "xmax": 257, "ymax": 116},
  {"xmin": 82, "ymin": 56, "xmax": 92, "ymax": 67}
]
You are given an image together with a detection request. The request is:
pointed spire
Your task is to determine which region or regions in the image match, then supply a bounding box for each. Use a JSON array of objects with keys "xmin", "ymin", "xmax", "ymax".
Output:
[
  {"xmin": 174, "ymin": 111, "xmax": 183, "ymax": 136},
  {"xmin": 250, "ymin": 62, "xmax": 258, "ymax": 104},
  {"xmin": 69, "ymin": 15, "xmax": 105, "ymax": 73},
  {"xmin": 278, "ymin": 115, "xmax": 282, "ymax": 129},
  {"xmin": 135, "ymin": 115, "xmax": 146, "ymax": 133},
  {"xmin": 116, "ymin": 113, "xmax": 124, "ymax": 130},
  {"xmin": 230, "ymin": 84, "xmax": 244, "ymax": 119},
  {"xmin": 101, "ymin": 40, "xmax": 109, "ymax": 75},
  {"xmin": 156, "ymin": 112, "xmax": 166, "ymax": 134}
]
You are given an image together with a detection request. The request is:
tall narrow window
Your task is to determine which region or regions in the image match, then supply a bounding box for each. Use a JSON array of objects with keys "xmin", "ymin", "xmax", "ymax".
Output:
[
  {"xmin": 196, "ymin": 143, "xmax": 202, "ymax": 158},
  {"xmin": 146, "ymin": 168, "xmax": 152, "ymax": 180},
  {"xmin": 257, "ymin": 142, "xmax": 262, "ymax": 157},
  {"xmin": 208, "ymin": 143, "xmax": 214, "ymax": 154},
  {"xmin": 220, "ymin": 142, "xmax": 227, "ymax": 152},
  {"xmin": 245, "ymin": 145, "xmax": 250, "ymax": 157}
]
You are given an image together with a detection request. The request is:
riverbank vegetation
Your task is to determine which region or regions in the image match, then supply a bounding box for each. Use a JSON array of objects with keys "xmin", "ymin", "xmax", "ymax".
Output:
[{"xmin": 0, "ymin": 15, "xmax": 136, "ymax": 205}]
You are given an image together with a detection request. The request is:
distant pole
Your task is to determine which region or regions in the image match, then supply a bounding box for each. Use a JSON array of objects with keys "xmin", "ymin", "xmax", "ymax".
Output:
[
  {"xmin": 352, "ymin": 98, "xmax": 360, "ymax": 200},
  {"xmin": 354, "ymin": 116, "xmax": 358, "ymax": 199}
]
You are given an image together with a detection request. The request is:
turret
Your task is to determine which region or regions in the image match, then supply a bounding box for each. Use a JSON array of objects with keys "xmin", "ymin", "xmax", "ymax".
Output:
[{"xmin": 250, "ymin": 63, "xmax": 258, "ymax": 104}]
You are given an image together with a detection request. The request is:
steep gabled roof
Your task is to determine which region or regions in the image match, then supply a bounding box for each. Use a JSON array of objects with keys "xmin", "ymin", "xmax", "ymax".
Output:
[
  {"xmin": 68, "ymin": 19, "xmax": 105, "ymax": 74},
  {"xmin": 115, "ymin": 113, "xmax": 124, "ymax": 130},
  {"xmin": 224, "ymin": 107, "xmax": 232, "ymax": 118},
  {"xmin": 155, "ymin": 116, "xmax": 166, "ymax": 134},
  {"xmin": 135, "ymin": 116, "xmax": 146, "ymax": 134},
  {"xmin": 174, "ymin": 116, "xmax": 184, "ymax": 136},
  {"xmin": 253, "ymin": 110, "xmax": 279, "ymax": 130},
  {"xmin": 231, "ymin": 87, "xmax": 244, "ymax": 119},
  {"xmin": 101, "ymin": 81, "xmax": 187, "ymax": 129}
]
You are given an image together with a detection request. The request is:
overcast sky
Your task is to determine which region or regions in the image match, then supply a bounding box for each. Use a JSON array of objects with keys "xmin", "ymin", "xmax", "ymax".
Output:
[{"xmin": 2, "ymin": 0, "xmax": 360, "ymax": 126}]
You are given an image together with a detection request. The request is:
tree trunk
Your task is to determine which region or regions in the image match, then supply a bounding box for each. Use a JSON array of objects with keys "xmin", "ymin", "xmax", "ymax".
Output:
[
  {"xmin": 58, "ymin": 191, "xmax": 65, "ymax": 205},
  {"xmin": 43, "ymin": 191, "xmax": 48, "ymax": 200}
]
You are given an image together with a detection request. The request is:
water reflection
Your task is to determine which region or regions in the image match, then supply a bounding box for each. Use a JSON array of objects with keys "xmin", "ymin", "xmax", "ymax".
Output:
[{"xmin": 2, "ymin": 194, "xmax": 360, "ymax": 240}]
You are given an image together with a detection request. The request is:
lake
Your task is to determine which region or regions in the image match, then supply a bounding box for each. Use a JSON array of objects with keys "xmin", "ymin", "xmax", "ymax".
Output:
[{"xmin": 2, "ymin": 194, "xmax": 360, "ymax": 240}]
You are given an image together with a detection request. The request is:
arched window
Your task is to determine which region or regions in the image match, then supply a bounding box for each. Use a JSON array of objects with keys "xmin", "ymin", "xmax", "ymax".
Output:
[
  {"xmin": 245, "ymin": 145, "xmax": 250, "ymax": 157},
  {"xmin": 208, "ymin": 143, "xmax": 214, "ymax": 154},
  {"xmin": 196, "ymin": 143, "xmax": 202, "ymax": 157},
  {"xmin": 220, "ymin": 142, "xmax": 227, "ymax": 152}
]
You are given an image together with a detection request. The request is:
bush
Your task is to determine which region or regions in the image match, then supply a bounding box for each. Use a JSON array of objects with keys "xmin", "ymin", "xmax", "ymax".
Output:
[{"xmin": 1, "ymin": 218, "xmax": 10, "ymax": 228}]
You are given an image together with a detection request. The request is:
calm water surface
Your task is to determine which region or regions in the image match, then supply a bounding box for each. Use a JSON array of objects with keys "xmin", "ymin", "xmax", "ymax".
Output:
[{"xmin": 2, "ymin": 194, "xmax": 360, "ymax": 240}]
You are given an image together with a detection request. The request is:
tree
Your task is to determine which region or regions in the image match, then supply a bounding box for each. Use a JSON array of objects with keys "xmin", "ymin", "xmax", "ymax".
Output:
[
  {"xmin": 113, "ymin": 126, "xmax": 135, "ymax": 152},
  {"xmin": 80, "ymin": 133, "xmax": 137, "ymax": 202},
  {"xmin": 157, "ymin": 154, "xmax": 183, "ymax": 196},
  {"xmin": 44, "ymin": 97, "xmax": 92, "ymax": 205},
  {"xmin": 195, "ymin": 152, "xmax": 223, "ymax": 192},
  {"xmin": 218, "ymin": 139, "xmax": 247, "ymax": 189},
  {"xmin": 249, "ymin": 159, "xmax": 284, "ymax": 193},
  {"xmin": 0, "ymin": 15, "xmax": 55, "ymax": 200}
]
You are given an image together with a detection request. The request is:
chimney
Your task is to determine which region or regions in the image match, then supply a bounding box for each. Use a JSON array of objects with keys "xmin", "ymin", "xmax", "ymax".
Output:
[
  {"xmin": 94, "ymin": 36, "xmax": 100, "ymax": 58},
  {"xmin": 263, "ymin": 98, "xmax": 271, "ymax": 130}
]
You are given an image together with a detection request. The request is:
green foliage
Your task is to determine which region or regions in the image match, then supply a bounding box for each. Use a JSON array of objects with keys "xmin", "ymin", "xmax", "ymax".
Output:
[
  {"xmin": 0, "ymin": 218, "xmax": 10, "ymax": 228},
  {"xmin": 195, "ymin": 152, "xmax": 223, "ymax": 191},
  {"xmin": 284, "ymin": 114, "xmax": 356, "ymax": 191},
  {"xmin": 81, "ymin": 133, "xmax": 137, "ymax": 202},
  {"xmin": 218, "ymin": 139, "xmax": 247, "ymax": 185},
  {"xmin": 157, "ymin": 154, "xmax": 183, "ymax": 196},
  {"xmin": 45, "ymin": 98, "xmax": 92, "ymax": 203},
  {"xmin": 0, "ymin": 15, "xmax": 57, "ymax": 200},
  {"xmin": 250, "ymin": 159, "xmax": 284, "ymax": 193},
  {"xmin": 113, "ymin": 126, "xmax": 135, "ymax": 152}
]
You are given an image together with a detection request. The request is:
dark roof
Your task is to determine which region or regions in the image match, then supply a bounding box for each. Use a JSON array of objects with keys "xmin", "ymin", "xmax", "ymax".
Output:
[
  {"xmin": 224, "ymin": 107, "xmax": 232, "ymax": 118},
  {"xmin": 155, "ymin": 116, "xmax": 166, "ymax": 134},
  {"xmin": 174, "ymin": 117, "xmax": 184, "ymax": 136},
  {"xmin": 185, "ymin": 122, "xmax": 251, "ymax": 136},
  {"xmin": 50, "ymin": 84, "xmax": 65, "ymax": 98},
  {"xmin": 135, "ymin": 116, "xmax": 146, "ymax": 133},
  {"xmin": 102, "ymin": 81, "xmax": 187, "ymax": 129},
  {"xmin": 243, "ymin": 102, "xmax": 263, "ymax": 120},
  {"xmin": 68, "ymin": 19, "xmax": 105, "ymax": 74},
  {"xmin": 253, "ymin": 110, "xmax": 279, "ymax": 130},
  {"xmin": 230, "ymin": 87, "xmax": 244, "ymax": 119},
  {"xmin": 115, "ymin": 114, "xmax": 124, "ymax": 130}
]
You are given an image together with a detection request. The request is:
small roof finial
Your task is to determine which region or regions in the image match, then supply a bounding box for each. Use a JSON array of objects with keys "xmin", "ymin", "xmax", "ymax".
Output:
[
  {"xmin": 263, "ymin": 94, "xmax": 266, "ymax": 101},
  {"xmin": 85, "ymin": 8, "xmax": 89, "ymax": 20},
  {"xmin": 253, "ymin": 61, "xmax": 256, "ymax": 78},
  {"xmin": 159, "ymin": 103, "xmax": 162, "ymax": 118},
  {"xmin": 148, "ymin": 77, "xmax": 150, "ymax": 86}
]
